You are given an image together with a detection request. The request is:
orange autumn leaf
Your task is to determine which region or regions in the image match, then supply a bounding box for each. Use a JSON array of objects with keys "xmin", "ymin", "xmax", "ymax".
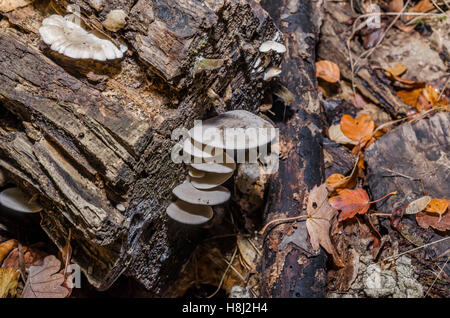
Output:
[
  {"xmin": 416, "ymin": 210, "xmax": 450, "ymax": 231},
  {"xmin": 410, "ymin": 0, "xmax": 435, "ymax": 13},
  {"xmin": 340, "ymin": 114, "xmax": 374, "ymax": 145},
  {"xmin": 329, "ymin": 189, "xmax": 396, "ymax": 221},
  {"xmin": 397, "ymin": 88, "xmax": 423, "ymax": 107},
  {"xmin": 385, "ymin": 63, "xmax": 407, "ymax": 77},
  {"xmin": 326, "ymin": 173, "xmax": 356, "ymax": 191},
  {"xmin": 316, "ymin": 60, "xmax": 340, "ymax": 83},
  {"xmin": 329, "ymin": 188, "xmax": 371, "ymax": 221},
  {"xmin": 425, "ymin": 198, "xmax": 449, "ymax": 215}
]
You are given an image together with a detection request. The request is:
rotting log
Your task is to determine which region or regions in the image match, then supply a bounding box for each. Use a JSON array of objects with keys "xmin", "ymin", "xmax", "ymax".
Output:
[
  {"xmin": 0, "ymin": 0, "xmax": 281, "ymax": 294},
  {"xmin": 259, "ymin": 0, "xmax": 328, "ymax": 297}
]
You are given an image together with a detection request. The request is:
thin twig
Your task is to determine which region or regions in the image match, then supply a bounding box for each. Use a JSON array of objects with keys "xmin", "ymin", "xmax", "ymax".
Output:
[
  {"xmin": 425, "ymin": 255, "xmax": 449, "ymax": 297},
  {"xmin": 382, "ymin": 237, "xmax": 450, "ymax": 262},
  {"xmin": 207, "ymin": 247, "xmax": 238, "ymax": 298}
]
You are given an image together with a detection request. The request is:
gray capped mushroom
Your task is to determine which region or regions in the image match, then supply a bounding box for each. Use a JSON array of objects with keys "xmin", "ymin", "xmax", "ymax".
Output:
[
  {"xmin": 190, "ymin": 171, "xmax": 234, "ymax": 190},
  {"xmin": 183, "ymin": 137, "xmax": 223, "ymax": 162},
  {"xmin": 189, "ymin": 110, "xmax": 276, "ymax": 150},
  {"xmin": 172, "ymin": 182, "xmax": 231, "ymax": 206},
  {"xmin": 39, "ymin": 14, "xmax": 126, "ymax": 61},
  {"xmin": 0, "ymin": 187, "xmax": 42, "ymax": 213},
  {"xmin": 190, "ymin": 155, "xmax": 235, "ymax": 174},
  {"xmin": 166, "ymin": 200, "xmax": 213, "ymax": 225}
]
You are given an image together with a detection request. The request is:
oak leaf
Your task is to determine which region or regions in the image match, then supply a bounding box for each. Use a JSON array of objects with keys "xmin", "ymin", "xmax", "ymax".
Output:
[
  {"xmin": 316, "ymin": 60, "xmax": 340, "ymax": 83},
  {"xmin": 22, "ymin": 255, "xmax": 70, "ymax": 298},
  {"xmin": 340, "ymin": 114, "xmax": 374, "ymax": 145},
  {"xmin": 0, "ymin": 268, "xmax": 20, "ymax": 298},
  {"xmin": 306, "ymin": 184, "xmax": 342, "ymax": 265}
]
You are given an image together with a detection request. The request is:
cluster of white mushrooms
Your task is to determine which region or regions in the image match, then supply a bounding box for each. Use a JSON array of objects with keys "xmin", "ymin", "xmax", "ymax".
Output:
[{"xmin": 166, "ymin": 110, "xmax": 276, "ymax": 225}]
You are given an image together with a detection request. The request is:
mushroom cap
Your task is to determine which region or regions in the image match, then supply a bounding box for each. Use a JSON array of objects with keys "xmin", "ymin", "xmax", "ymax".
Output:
[
  {"xmin": 166, "ymin": 200, "xmax": 213, "ymax": 225},
  {"xmin": 189, "ymin": 110, "xmax": 276, "ymax": 150},
  {"xmin": 259, "ymin": 40, "xmax": 286, "ymax": 53},
  {"xmin": 190, "ymin": 156, "xmax": 235, "ymax": 174},
  {"xmin": 39, "ymin": 14, "xmax": 124, "ymax": 61},
  {"xmin": 172, "ymin": 182, "xmax": 231, "ymax": 205},
  {"xmin": 190, "ymin": 171, "xmax": 234, "ymax": 190},
  {"xmin": 0, "ymin": 187, "xmax": 42, "ymax": 213},
  {"xmin": 188, "ymin": 167, "xmax": 206, "ymax": 178}
]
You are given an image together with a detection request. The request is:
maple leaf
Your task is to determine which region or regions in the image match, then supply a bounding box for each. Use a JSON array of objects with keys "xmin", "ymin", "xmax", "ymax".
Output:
[
  {"xmin": 0, "ymin": 268, "xmax": 20, "ymax": 298},
  {"xmin": 329, "ymin": 188, "xmax": 370, "ymax": 221},
  {"xmin": 306, "ymin": 184, "xmax": 342, "ymax": 265},
  {"xmin": 316, "ymin": 60, "xmax": 340, "ymax": 83},
  {"xmin": 330, "ymin": 189, "xmax": 397, "ymax": 221},
  {"xmin": 340, "ymin": 114, "xmax": 374, "ymax": 145},
  {"xmin": 22, "ymin": 255, "xmax": 70, "ymax": 298}
]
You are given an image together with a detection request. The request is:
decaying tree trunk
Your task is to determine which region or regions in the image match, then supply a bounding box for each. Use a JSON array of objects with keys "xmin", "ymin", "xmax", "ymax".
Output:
[
  {"xmin": 0, "ymin": 0, "xmax": 281, "ymax": 294},
  {"xmin": 259, "ymin": 0, "xmax": 328, "ymax": 297}
]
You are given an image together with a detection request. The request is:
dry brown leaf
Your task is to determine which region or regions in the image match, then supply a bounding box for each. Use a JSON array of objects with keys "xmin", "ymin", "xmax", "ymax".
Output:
[
  {"xmin": 316, "ymin": 60, "xmax": 340, "ymax": 83},
  {"xmin": 385, "ymin": 63, "xmax": 407, "ymax": 77},
  {"xmin": 306, "ymin": 184, "xmax": 342, "ymax": 265},
  {"xmin": 405, "ymin": 196, "xmax": 432, "ymax": 214},
  {"xmin": 409, "ymin": 0, "xmax": 435, "ymax": 14},
  {"xmin": 416, "ymin": 210, "xmax": 450, "ymax": 231},
  {"xmin": 389, "ymin": 0, "xmax": 404, "ymax": 12},
  {"xmin": 340, "ymin": 114, "xmax": 375, "ymax": 145},
  {"xmin": 236, "ymin": 235, "xmax": 258, "ymax": 272},
  {"xmin": 0, "ymin": 267, "xmax": 20, "ymax": 298},
  {"xmin": 1, "ymin": 245, "xmax": 46, "ymax": 269},
  {"xmin": 0, "ymin": 239, "xmax": 18, "ymax": 264},
  {"xmin": 22, "ymin": 255, "xmax": 70, "ymax": 298}
]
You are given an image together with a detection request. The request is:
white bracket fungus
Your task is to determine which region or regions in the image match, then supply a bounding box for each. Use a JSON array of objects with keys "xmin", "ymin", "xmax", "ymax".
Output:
[
  {"xmin": 39, "ymin": 14, "xmax": 126, "ymax": 61},
  {"xmin": 166, "ymin": 200, "xmax": 213, "ymax": 225}
]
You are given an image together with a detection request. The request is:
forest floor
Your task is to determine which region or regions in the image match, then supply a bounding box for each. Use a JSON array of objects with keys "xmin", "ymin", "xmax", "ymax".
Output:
[{"xmin": 0, "ymin": 0, "xmax": 449, "ymax": 298}]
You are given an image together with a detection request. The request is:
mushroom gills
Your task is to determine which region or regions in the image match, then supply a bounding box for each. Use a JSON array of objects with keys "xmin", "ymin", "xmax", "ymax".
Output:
[
  {"xmin": 166, "ymin": 200, "xmax": 213, "ymax": 225},
  {"xmin": 0, "ymin": 187, "xmax": 42, "ymax": 213},
  {"xmin": 190, "ymin": 171, "xmax": 233, "ymax": 190}
]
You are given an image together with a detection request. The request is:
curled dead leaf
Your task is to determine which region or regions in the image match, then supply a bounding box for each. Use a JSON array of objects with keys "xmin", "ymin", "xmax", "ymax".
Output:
[
  {"xmin": 0, "ymin": 239, "xmax": 18, "ymax": 264},
  {"xmin": 328, "ymin": 124, "xmax": 358, "ymax": 145},
  {"xmin": 340, "ymin": 114, "xmax": 374, "ymax": 145},
  {"xmin": 0, "ymin": 267, "xmax": 20, "ymax": 298},
  {"xmin": 306, "ymin": 184, "xmax": 342, "ymax": 266},
  {"xmin": 316, "ymin": 60, "xmax": 340, "ymax": 83}
]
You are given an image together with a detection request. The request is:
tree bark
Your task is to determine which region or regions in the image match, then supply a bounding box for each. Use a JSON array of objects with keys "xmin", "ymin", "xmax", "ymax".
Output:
[
  {"xmin": 259, "ymin": 0, "xmax": 328, "ymax": 297},
  {"xmin": 0, "ymin": 0, "xmax": 280, "ymax": 294}
]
